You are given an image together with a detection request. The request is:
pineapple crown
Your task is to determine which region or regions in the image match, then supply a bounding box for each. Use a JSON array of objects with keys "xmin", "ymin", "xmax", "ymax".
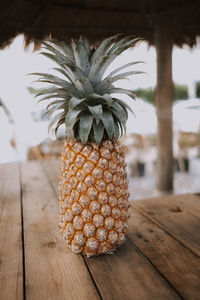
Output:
[{"xmin": 31, "ymin": 34, "xmax": 143, "ymax": 144}]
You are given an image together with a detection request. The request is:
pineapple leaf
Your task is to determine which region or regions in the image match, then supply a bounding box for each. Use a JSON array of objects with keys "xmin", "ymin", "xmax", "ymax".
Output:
[
  {"xmin": 80, "ymin": 36, "xmax": 92, "ymax": 59},
  {"xmin": 37, "ymin": 93, "xmax": 69, "ymax": 103},
  {"xmin": 93, "ymin": 121, "xmax": 104, "ymax": 144},
  {"xmin": 111, "ymin": 101, "xmax": 127, "ymax": 122},
  {"xmin": 110, "ymin": 107, "xmax": 126, "ymax": 132},
  {"xmin": 52, "ymin": 67, "xmax": 73, "ymax": 83},
  {"xmin": 44, "ymin": 103, "xmax": 66, "ymax": 117},
  {"xmin": 101, "ymin": 110, "xmax": 115, "ymax": 139},
  {"xmin": 69, "ymin": 97, "xmax": 86, "ymax": 110},
  {"xmin": 88, "ymin": 104, "xmax": 102, "ymax": 124},
  {"xmin": 110, "ymin": 37, "xmax": 141, "ymax": 57},
  {"xmin": 107, "ymin": 36, "xmax": 136, "ymax": 55},
  {"xmin": 79, "ymin": 114, "xmax": 93, "ymax": 143},
  {"xmin": 71, "ymin": 39, "xmax": 90, "ymax": 75},
  {"xmin": 48, "ymin": 39, "xmax": 74, "ymax": 60},
  {"xmin": 33, "ymin": 35, "xmax": 143, "ymax": 143},
  {"xmin": 102, "ymin": 94, "xmax": 113, "ymax": 106},
  {"xmin": 65, "ymin": 108, "xmax": 81, "ymax": 137},
  {"xmin": 35, "ymin": 87, "xmax": 66, "ymax": 97},
  {"xmin": 42, "ymin": 42, "xmax": 74, "ymax": 64},
  {"xmin": 46, "ymin": 100, "xmax": 66, "ymax": 110},
  {"xmin": 109, "ymin": 87, "xmax": 136, "ymax": 100},
  {"xmin": 113, "ymin": 119, "xmax": 120, "ymax": 140},
  {"xmin": 70, "ymin": 65, "xmax": 94, "ymax": 95},
  {"xmin": 90, "ymin": 34, "xmax": 122, "ymax": 65},
  {"xmin": 113, "ymin": 98, "xmax": 135, "ymax": 115},
  {"xmin": 95, "ymin": 71, "xmax": 143, "ymax": 93},
  {"xmin": 48, "ymin": 111, "xmax": 66, "ymax": 133},
  {"xmin": 55, "ymin": 116, "xmax": 65, "ymax": 137},
  {"xmin": 88, "ymin": 55, "xmax": 109, "ymax": 83},
  {"xmin": 108, "ymin": 61, "xmax": 144, "ymax": 77}
]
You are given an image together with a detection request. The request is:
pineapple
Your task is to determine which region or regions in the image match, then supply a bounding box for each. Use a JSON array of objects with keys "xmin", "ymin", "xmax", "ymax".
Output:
[{"xmin": 32, "ymin": 35, "xmax": 142, "ymax": 256}]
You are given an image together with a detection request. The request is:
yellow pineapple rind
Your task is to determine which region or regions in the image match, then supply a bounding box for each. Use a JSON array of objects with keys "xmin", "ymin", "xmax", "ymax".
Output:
[{"xmin": 58, "ymin": 138, "xmax": 130, "ymax": 257}]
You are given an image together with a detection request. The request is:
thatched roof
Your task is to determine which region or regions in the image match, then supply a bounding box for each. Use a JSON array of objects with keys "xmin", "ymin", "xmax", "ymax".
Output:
[{"xmin": 1, "ymin": 0, "xmax": 200, "ymax": 49}]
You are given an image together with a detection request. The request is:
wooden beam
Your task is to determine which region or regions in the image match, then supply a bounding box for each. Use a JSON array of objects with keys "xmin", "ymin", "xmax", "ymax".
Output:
[{"xmin": 154, "ymin": 18, "xmax": 174, "ymax": 193}]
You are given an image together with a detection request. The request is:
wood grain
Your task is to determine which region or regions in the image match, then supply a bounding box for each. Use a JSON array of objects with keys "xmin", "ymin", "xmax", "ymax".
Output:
[
  {"xmin": 21, "ymin": 161, "xmax": 100, "ymax": 300},
  {"xmin": 85, "ymin": 238, "xmax": 181, "ymax": 300},
  {"xmin": 0, "ymin": 163, "xmax": 23, "ymax": 300},
  {"xmin": 128, "ymin": 207, "xmax": 200, "ymax": 300},
  {"xmin": 132, "ymin": 195, "xmax": 200, "ymax": 257},
  {"xmin": 43, "ymin": 159, "xmax": 59, "ymax": 192}
]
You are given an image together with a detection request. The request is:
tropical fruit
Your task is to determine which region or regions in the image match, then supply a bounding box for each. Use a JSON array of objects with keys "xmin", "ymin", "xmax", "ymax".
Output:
[{"xmin": 33, "ymin": 34, "xmax": 142, "ymax": 256}]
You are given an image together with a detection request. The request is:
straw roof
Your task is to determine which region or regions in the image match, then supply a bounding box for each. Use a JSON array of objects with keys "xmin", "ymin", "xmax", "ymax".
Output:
[{"xmin": 1, "ymin": 0, "xmax": 200, "ymax": 49}]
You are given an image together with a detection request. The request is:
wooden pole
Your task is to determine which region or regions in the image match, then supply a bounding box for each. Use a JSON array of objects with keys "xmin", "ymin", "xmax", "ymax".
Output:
[{"xmin": 154, "ymin": 20, "xmax": 174, "ymax": 193}]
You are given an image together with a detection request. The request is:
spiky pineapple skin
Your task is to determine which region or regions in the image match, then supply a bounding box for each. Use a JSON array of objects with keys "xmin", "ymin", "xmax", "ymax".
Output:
[{"xmin": 58, "ymin": 139, "xmax": 130, "ymax": 256}]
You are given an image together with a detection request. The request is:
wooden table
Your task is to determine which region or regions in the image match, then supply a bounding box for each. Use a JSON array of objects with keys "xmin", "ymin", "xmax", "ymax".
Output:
[{"xmin": 1, "ymin": 160, "xmax": 200, "ymax": 300}]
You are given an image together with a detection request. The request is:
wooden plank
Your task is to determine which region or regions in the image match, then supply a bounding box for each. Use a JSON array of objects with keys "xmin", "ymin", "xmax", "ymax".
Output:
[
  {"xmin": 128, "ymin": 207, "xmax": 200, "ymax": 300},
  {"xmin": 166, "ymin": 193, "xmax": 200, "ymax": 217},
  {"xmin": 132, "ymin": 195, "xmax": 200, "ymax": 257},
  {"xmin": 43, "ymin": 159, "xmax": 59, "ymax": 192},
  {"xmin": 21, "ymin": 161, "xmax": 100, "ymax": 300},
  {"xmin": 0, "ymin": 163, "xmax": 23, "ymax": 300},
  {"xmin": 138, "ymin": 193, "xmax": 200, "ymax": 217},
  {"xmin": 44, "ymin": 160, "xmax": 181, "ymax": 299},
  {"xmin": 85, "ymin": 238, "xmax": 181, "ymax": 300}
]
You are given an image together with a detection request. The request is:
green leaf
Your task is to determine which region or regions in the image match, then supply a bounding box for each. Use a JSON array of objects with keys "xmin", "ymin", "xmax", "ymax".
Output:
[
  {"xmin": 101, "ymin": 110, "xmax": 115, "ymax": 139},
  {"xmin": 110, "ymin": 107, "xmax": 126, "ymax": 132},
  {"xmin": 109, "ymin": 88, "xmax": 136, "ymax": 100},
  {"xmin": 44, "ymin": 103, "xmax": 66, "ymax": 118},
  {"xmin": 55, "ymin": 116, "xmax": 65, "ymax": 137},
  {"xmin": 102, "ymin": 94, "xmax": 113, "ymax": 106},
  {"xmin": 70, "ymin": 65, "xmax": 94, "ymax": 95},
  {"xmin": 90, "ymin": 34, "xmax": 122, "ymax": 65},
  {"xmin": 98, "ymin": 71, "xmax": 144, "ymax": 89},
  {"xmin": 65, "ymin": 109, "xmax": 81, "ymax": 137},
  {"xmin": 42, "ymin": 42, "xmax": 73, "ymax": 64},
  {"xmin": 37, "ymin": 92, "xmax": 69, "ymax": 103},
  {"xmin": 79, "ymin": 114, "xmax": 93, "ymax": 143},
  {"xmin": 111, "ymin": 101, "xmax": 127, "ymax": 122},
  {"xmin": 35, "ymin": 87, "xmax": 66, "ymax": 98},
  {"xmin": 88, "ymin": 55, "xmax": 109, "ymax": 83},
  {"xmin": 48, "ymin": 112, "xmax": 65, "ymax": 134},
  {"xmin": 93, "ymin": 121, "xmax": 104, "ymax": 144},
  {"xmin": 107, "ymin": 36, "xmax": 136, "ymax": 55},
  {"xmin": 48, "ymin": 39, "xmax": 74, "ymax": 61},
  {"xmin": 113, "ymin": 120, "xmax": 120, "ymax": 140},
  {"xmin": 52, "ymin": 67, "xmax": 73, "ymax": 83},
  {"xmin": 65, "ymin": 109, "xmax": 81, "ymax": 127},
  {"xmin": 31, "ymin": 72, "xmax": 79, "ymax": 96},
  {"xmin": 108, "ymin": 61, "xmax": 144, "ymax": 77},
  {"xmin": 88, "ymin": 104, "xmax": 102, "ymax": 124},
  {"xmin": 71, "ymin": 39, "xmax": 90, "ymax": 75},
  {"xmin": 69, "ymin": 97, "xmax": 86, "ymax": 110},
  {"xmin": 111, "ymin": 37, "xmax": 141, "ymax": 57},
  {"xmin": 46, "ymin": 100, "xmax": 66, "ymax": 110},
  {"xmin": 113, "ymin": 98, "xmax": 135, "ymax": 115}
]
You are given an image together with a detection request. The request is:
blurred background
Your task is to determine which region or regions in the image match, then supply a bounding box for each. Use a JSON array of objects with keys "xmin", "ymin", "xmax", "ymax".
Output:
[{"xmin": 1, "ymin": 34, "xmax": 200, "ymax": 198}]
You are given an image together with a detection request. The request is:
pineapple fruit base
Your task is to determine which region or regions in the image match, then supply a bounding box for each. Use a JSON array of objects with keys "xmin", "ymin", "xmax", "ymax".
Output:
[{"xmin": 58, "ymin": 139, "xmax": 130, "ymax": 257}]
